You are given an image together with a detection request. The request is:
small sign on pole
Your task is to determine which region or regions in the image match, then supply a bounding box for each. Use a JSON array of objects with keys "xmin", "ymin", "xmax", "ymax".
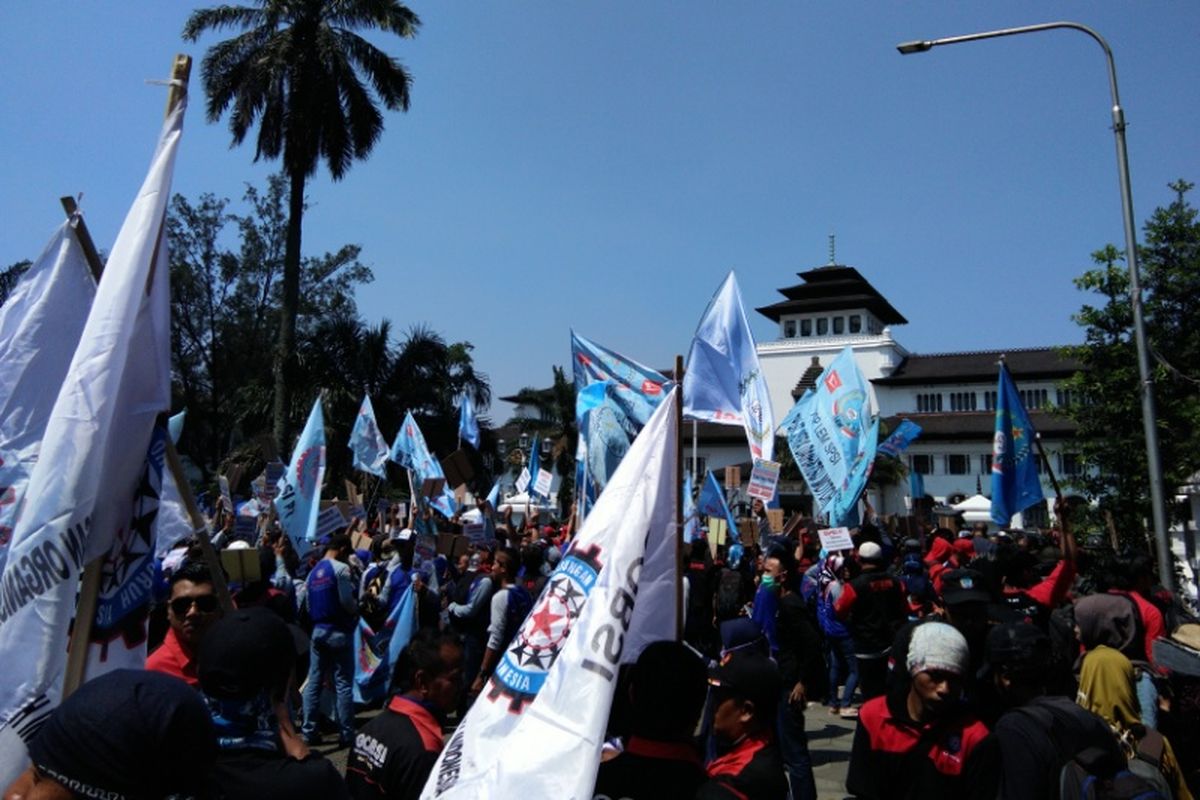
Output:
[
  {"xmin": 533, "ymin": 468, "xmax": 553, "ymax": 498},
  {"xmin": 818, "ymin": 526, "xmax": 855, "ymax": 552},
  {"xmin": 725, "ymin": 465, "xmax": 742, "ymax": 490},
  {"xmin": 315, "ymin": 505, "xmax": 349, "ymax": 539},
  {"xmin": 420, "ymin": 477, "xmax": 446, "ymax": 499},
  {"xmin": 747, "ymin": 459, "xmax": 781, "ymax": 501},
  {"xmin": 265, "ymin": 461, "xmax": 285, "ymax": 500},
  {"xmin": 515, "ymin": 467, "xmax": 531, "ymax": 494}
]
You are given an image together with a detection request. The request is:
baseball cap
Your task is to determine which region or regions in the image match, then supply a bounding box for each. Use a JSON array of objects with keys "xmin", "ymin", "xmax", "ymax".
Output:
[
  {"xmin": 985, "ymin": 622, "xmax": 1050, "ymax": 671},
  {"xmin": 858, "ymin": 541, "xmax": 884, "ymax": 562},
  {"xmin": 940, "ymin": 568, "xmax": 990, "ymax": 606},
  {"xmin": 708, "ymin": 650, "xmax": 782, "ymax": 711},
  {"xmin": 198, "ymin": 607, "xmax": 296, "ymax": 699}
]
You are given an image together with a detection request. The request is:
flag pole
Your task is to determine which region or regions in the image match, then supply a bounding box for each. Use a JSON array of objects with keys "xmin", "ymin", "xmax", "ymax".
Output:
[
  {"xmin": 63, "ymin": 55, "xmax": 213, "ymax": 701},
  {"xmin": 674, "ymin": 355, "xmax": 684, "ymax": 641}
]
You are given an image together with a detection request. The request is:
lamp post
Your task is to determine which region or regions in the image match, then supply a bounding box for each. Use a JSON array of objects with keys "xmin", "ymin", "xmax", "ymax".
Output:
[{"xmin": 897, "ymin": 22, "xmax": 1174, "ymax": 591}]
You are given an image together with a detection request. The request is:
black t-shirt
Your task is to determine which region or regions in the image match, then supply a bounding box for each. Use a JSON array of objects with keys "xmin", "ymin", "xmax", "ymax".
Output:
[
  {"xmin": 700, "ymin": 735, "xmax": 788, "ymax": 800},
  {"xmin": 592, "ymin": 737, "xmax": 706, "ymax": 800},
  {"xmin": 208, "ymin": 749, "xmax": 350, "ymax": 800},
  {"xmin": 346, "ymin": 695, "xmax": 445, "ymax": 800},
  {"xmin": 776, "ymin": 592, "xmax": 826, "ymax": 694}
]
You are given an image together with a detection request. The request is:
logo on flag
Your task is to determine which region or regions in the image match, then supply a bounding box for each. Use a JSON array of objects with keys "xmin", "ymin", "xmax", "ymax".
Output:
[{"xmin": 824, "ymin": 371, "xmax": 842, "ymax": 393}]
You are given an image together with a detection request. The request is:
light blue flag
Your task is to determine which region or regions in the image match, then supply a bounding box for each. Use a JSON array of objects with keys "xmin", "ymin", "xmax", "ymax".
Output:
[
  {"xmin": 878, "ymin": 419, "xmax": 922, "ymax": 460},
  {"xmin": 167, "ymin": 409, "xmax": 186, "ymax": 445},
  {"xmin": 698, "ymin": 470, "xmax": 739, "ymax": 542},
  {"xmin": 571, "ymin": 331, "xmax": 670, "ymax": 517},
  {"xmin": 779, "ymin": 346, "xmax": 879, "ymax": 526},
  {"xmin": 682, "ymin": 471, "xmax": 699, "ymax": 543},
  {"xmin": 486, "ymin": 479, "xmax": 500, "ymax": 507},
  {"xmin": 349, "ymin": 395, "xmax": 390, "ymax": 477},
  {"xmin": 353, "ymin": 582, "xmax": 416, "ymax": 705},
  {"xmin": 389, "ymin": 411, "xmax": 456, "ymax": 517},
  {"xmin": 682, "ymin": 272, "xmax": 775, "ymax": 461},
  {"xmin": 990, "ymin": 363, "xmax": 1045, "ymax": 525},
  {"xmin": 910, "ymin": 469, "xmax": 925, "ymax": 501},
  {"xmin": 527, "ymin": 434, "xmax": 543, "ymax": 499},
  {"xmin": 458, "ymin": 391, "xmax": 481, "ymax": 450},
  {"xmin": 274, "ymin": 398, "xmax": 326, "ymax": 554}
]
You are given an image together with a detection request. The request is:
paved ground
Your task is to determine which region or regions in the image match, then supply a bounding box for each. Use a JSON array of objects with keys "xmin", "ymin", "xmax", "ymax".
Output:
[{"xmin": 319, "ymin": 703, "xmax": 856, "ymax": 798}]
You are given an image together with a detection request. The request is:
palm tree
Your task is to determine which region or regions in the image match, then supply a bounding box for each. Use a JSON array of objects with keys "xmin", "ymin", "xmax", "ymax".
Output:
[{"xmin": 183, "ymin": 0, "xmax": 420, "ymax": 450}]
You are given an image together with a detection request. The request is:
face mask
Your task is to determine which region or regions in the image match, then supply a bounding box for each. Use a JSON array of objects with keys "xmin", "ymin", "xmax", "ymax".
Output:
[{"xmin": 760, "ymin": 574, "xmax": 778, "ymax": 590}]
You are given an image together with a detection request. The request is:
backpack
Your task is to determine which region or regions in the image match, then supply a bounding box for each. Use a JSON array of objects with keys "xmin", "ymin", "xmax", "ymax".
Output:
[{"xmin": 714, "ymin": 568, "xmax": 746, "ymax": 622}]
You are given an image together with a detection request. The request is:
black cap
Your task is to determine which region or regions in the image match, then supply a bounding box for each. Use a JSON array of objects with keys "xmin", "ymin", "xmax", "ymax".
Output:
[
  {"xmin": 198, "ymin": 607, "xmax": 296, "ymax": 699},
  {"xmin": 708, "ymin": 651, "xmax": 781, "ymax": 711},
  {"xmin": 986, "ymin": 622, "xmax": 1050, "ymax": 671},
  {"xmin": 941, "ymin": 568, "xmax": 990, "ymax": 606}
]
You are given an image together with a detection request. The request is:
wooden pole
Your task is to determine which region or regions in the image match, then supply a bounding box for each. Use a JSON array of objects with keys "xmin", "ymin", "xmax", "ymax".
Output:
[
  {"xmin": 674, "ymin": 355, "xmax": 684, "ymax": 641},
  {"xmin": 62, "ymin": 55, "xmax": 206, "ymax": 699}
]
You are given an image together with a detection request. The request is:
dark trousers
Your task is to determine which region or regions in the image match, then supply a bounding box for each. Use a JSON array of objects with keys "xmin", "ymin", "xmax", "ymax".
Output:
[{"xmin": 777, "ymin": 690, "xmax": 817, "ymax": 800}]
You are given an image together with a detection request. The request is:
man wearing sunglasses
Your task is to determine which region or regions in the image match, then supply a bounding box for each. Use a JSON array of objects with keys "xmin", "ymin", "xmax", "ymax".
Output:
[{"xmin": 147, "ymin": 561, "xmax": 223, "ymax": 687}]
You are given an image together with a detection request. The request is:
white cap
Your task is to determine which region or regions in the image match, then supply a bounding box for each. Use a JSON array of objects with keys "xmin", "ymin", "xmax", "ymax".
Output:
[{"xmin": 858, "ymin": 541, "xmax": 883, "ymax": 562}]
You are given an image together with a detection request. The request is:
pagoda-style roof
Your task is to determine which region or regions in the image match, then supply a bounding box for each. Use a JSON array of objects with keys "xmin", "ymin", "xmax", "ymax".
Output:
[
  {"xmin": 873, "ymin": 347, "xmax": 1080, "ymax": 385},
  {"xmin": 756, "ymin": 265, "xmax": 908, "ymax": 325}
]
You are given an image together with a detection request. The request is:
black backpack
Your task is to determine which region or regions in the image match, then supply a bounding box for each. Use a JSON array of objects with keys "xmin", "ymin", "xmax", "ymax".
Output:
[{"xmin": 714, "ymin": 568, "xmax": 746, "ymax": 622}]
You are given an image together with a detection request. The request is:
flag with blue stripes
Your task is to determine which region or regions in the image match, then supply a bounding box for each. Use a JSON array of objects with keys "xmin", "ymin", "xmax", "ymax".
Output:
[{"xmin": 990, "ymin": 363, "xmax": 1044, "ymax": 525}]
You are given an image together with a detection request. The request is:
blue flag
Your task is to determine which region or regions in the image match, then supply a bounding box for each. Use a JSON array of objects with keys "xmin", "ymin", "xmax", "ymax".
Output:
[
  {"xmin": 275, "ymin": 398, "xmax": 326, "ymax": 554},
  {"xmin": 458, "ymin": 391, "xmax": 481, "ymax": 449},
  {"xmin": 486, "ymin": 479, "xmax": 500, "ymax": 507},
  {"xmin": 353, "ymin": 582, "xmax": 416, "ymax": 705},
  {"xmin": 878, "ymin": 419, "xmax": 922, "ymax": 459},
  {"xmin": 697, "ymin": 470, "xmax": 739, "ymax": 542},
  {"xmin": 779, "ymin": 346, "xmax": 879, "ymax": 526},
  {"xmin": 349, "ymin": 395, "xmax": 390, "ymax": 478},
  {"xmin": 571, "ymin": 331, "xmax": 670, "ymax": 517},
  {"xmin": 527, "ymin": 434, "xmax": 543, "ymax": 499},
  {"xmin": 682, "ymin": 471, "xmax": 699, "ymax": 543},
  {"xmin": 682, "ymin": 272, "xmax": 775, "ymax": 461},
  {"xmin": 910, "ymin": 469, "xmax": 925, "ymax": 502},
  {"xmin": 389, "ymin": 411, "xmax": 456, "ymax": 518},
  {"xmin": 990, "ymin": 363, "xmax": 1044, "ymax": 525},
  {"xmin": 167, "ymin": 409, "xmax": 186, "ymax": 445}
]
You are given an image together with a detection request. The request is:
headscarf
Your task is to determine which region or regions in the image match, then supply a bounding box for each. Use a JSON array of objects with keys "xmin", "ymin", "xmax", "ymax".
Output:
[
  {"xmin": 1074, "ymin": 593, "xmax": 1137, "ymax": 653},
  {"xmin": 1077, "ymin": 645, "xmax": 1140, "ymax": 733}
]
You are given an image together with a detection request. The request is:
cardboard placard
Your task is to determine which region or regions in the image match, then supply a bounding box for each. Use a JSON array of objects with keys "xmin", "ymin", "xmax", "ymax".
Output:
[
  {"xmin": 747, "ymin": 459, "xmax": 781, "ymax": 501},
  {"xmin": 441, "ymin": 449, "xmax": 474, "ymax": 491},
  {"xmin": 220, "ymin": 548, "xmax": 262, "ymax": 584},
  {"xmin": 818, "ymin": 526, "xmax": 854, "ymax": 552},
  {"xmin": 766, "ymin": 508, "xmax": 784, "ymax": 533},
  {"xmin": 738, "ymin": 519, "xmax": 757, "ymax": 547},
  {"xmin": 533, "ymin": 468, "xmax": 553, "ymax": 498},
  {"xmin": 724, "ymin": 465, "xmax": 742, "ymax": 490},
  {"xmin": 421, "ymin": 477, "xmax": 446, "ymax": 499}
]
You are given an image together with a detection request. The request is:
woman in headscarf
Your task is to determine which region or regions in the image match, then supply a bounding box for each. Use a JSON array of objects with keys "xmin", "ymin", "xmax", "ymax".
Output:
[{"xmin": 1075, "ymin": 595, "xmax": 1193, "ymax": 799}]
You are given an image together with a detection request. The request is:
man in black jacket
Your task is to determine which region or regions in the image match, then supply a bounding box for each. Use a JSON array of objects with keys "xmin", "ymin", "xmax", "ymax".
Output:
[{"xmin": 835, "ymin": 541, "xmax": 907, "ymax": 699}]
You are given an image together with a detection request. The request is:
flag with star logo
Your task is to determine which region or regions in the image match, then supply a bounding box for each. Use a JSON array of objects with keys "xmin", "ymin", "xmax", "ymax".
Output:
[
  {"xmin": 423, "ymin": 388, "xmax": 680, "ymax": 799},
  {"xmin": 990, "ymin": 362, "xmax": 1045, "ymax": 525}
]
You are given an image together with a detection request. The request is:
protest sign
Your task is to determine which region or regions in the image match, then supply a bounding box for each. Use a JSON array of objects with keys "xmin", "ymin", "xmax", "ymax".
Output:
[
  {"xmin": 233, "ymin": 515, "xmax": 258, "ymax": 544},
  {"xmin": 818, "ymin": 526, "xmax": 854, "ymax": 552},
  {"xmin": 218, "ymin": 476, "xmax": 233, "ymax": 512},
  {"xmin": 724, "ymin": 464, "xmax": 741, "ymax": 489},
  {"xmin": 534, "ymin": 468, "xmax": 553, "ymax": 498},
  {"xmin": 264, "ymin": 460, "xmax": 285, "ymax": 500},
  {"xmin": 420, "ymin": 477, "xmax": 446, "ymax": 500},
  {"xmin": 220, "ymin": 548, "xmax": 262, "ymax": 585},
  {"xmin": 414, "ymin": 533, "xmax": 437, "ymax": 571},
  {"xmin": 315, "ymin": 504, "xmax": 348, "ymax": 539},
  {"xmin": 515, "ymin": 467, "xmax": 531, "ymax": 494},
  {"xmin": 464, "ymin": 522, "xmax": 493, "ymax": 546},
  {"xmin": 746, "ymin": 458, "xmax": 780, "ymax": 501}
]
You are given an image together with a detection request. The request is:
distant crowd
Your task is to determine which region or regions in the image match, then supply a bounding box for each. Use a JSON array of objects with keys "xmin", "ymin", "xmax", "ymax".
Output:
[{"xmin": 6, "ymin": 496, "xmax": 1200, "ymax": 800}]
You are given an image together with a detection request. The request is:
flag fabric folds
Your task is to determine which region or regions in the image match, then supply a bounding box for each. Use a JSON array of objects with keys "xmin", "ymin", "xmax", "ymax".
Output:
[
  {"xmin": 353, "ymin": 583, "xmax": 416, "ymax": 705},
  {"xmin": 275, "ymin": 398, "xmax": 327, "ymax": 554},
  {"xmin": 422, "ymin": 389, "xmax": 680, "ymax": 799},
  {"xmin": 526, "ymin": 434, "xmax": 542, "ymax": 499},
  {"xmin": 390, "ymin": 411, "xmax": 455, "ymax": 518},
  {"xmin": 779, "ymin": 346, "xmax": 879, "ymax": 526},
  {"xmin": 0, "ymin": 222, "xmax": 96, "ymax": 575},
  {"xmin": 697, "ymin": 470, "xmax": 738, "ymax": 542},
  {"xmin": 0, "ymin": 101, "xmax": 183, "ymax": 786},
  {"xmin": 682, "ymin": 272, "xmax": 775, "ymax": 462},
  {"xmin": 349, "ymin": 395, "xmax": 390, "ymax": 478},
  {"xmin": 877, "ymin": 419, "xmax": 922, "ymax": 460},
  {"xmin": 682, "ymin": 471, "xmax": 699, "ymax": 543},
  {"xmin": 990, "ymin": 363, "xmax": 1045, "ymax": 525},
  {"xmin": 571, "ymin": 331, "xmax": 670, "ymax": 517},
  {"xmin": 458, "ymin": 392, "xmax": 481, "ymax": 450}
]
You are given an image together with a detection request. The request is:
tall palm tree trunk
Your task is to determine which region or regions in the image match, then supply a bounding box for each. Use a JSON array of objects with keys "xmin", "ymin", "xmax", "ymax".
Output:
[{"xmin": 273, "ymin": 168, "xmax": 305, "ymax": 451}]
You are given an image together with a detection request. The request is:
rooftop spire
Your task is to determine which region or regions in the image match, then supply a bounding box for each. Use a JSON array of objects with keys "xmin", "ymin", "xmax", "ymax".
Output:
[{"xmin": 828, "ymin": 233, "xmax": 836, "ymax": 265}]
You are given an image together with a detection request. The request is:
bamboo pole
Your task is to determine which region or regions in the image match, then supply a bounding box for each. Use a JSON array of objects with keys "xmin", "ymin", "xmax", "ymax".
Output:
[{"xmin": 674, "ymin": 355, "xmax": 684, "ymax": 641}]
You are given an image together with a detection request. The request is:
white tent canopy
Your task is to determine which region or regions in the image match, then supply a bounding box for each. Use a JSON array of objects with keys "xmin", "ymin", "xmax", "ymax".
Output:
[{"xmin": 951, "ymin": 493, "xmax": 992, "ymax": 524}]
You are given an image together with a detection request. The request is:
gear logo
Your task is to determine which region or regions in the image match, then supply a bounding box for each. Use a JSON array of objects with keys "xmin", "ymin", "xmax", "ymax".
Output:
[{"xmin": 487, "ymin": 543, "xmax": 604, "ymax": 713}]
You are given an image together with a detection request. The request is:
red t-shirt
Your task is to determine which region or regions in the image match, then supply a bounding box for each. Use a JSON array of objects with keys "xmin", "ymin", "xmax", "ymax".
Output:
[{"xmin": 145, "ymin": 627, "xmax": 199, "ymax": 687}]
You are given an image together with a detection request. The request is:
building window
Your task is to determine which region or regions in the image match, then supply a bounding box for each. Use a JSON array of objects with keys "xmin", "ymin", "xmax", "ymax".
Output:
[
  {"xmin": 1019, "ymin": 388, "xmax": 1050, "ymax": 410},
  {"xmin": 911, "ymin": 454, "xmax": 934, "ymax": 475},
  {"xmin": 950, "ymin": 392, "xmax": 978, "ymax": 412},
  {"xmin": 984, "ymin": 391, "xmax": 998, "ymax": 411},
  {"xmin": 980, "ymin": 453, "xmax": 993, "ymax": 474},
  {"xmin": 784, "ymin": 320, "xmax": 796, "ymax": 338},
  {"xmin": 832, "ymin": 316, "xmax": 845, "ymax": 335},
  {"xmin": 1056, "ymin": 388, "xmax": 1080, "ymax": 408},
  {"xmin": 849, "ymin": 315, "xmax": 862, "ymax": 333},
  {"xmin": 800, "ymin": 319, "xmax": 812, "ymax": 337},
  {"xmin": 816, "ymin": 318, "xmax": 828, "ymax": 336},
  {"xmin": 946, "ymin": 454, "xmax": 970, "ymax": 475},
  {"xmin": 1060, "ymin": 453, "xmax": 1081, "ymax": 476},
  {"xmin": 916, "ymin": 393, "xmax": 943, "ymax": 413}
]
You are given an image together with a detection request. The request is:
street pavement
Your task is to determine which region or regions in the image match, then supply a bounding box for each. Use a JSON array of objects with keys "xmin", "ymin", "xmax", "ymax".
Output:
[{"xmin": 322, "ymin": 703, "xmax": 856, "ymax": 798}]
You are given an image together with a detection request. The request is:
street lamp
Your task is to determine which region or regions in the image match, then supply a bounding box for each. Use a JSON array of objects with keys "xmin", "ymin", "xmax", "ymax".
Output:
[{"xmin": 897, "ymin": 21, "xmax": 1174, "ymax": 591}]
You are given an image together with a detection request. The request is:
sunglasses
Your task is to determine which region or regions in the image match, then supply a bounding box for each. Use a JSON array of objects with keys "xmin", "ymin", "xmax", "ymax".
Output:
[{"xmin": 170, "ymin": 595, "xmax": 219, "ymax": 616}]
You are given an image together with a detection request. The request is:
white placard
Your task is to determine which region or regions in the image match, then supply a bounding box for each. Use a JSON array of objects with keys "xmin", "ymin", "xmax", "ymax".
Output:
[
  {"xmin": 534, "ymin": 468, "xmax": 553, "ymax": 498},
  {"xmin": 746, "ymin": 458, "xmax": 781, "ymax": 501},
  {"xmin": 515, "ymin": 467, "xmax": 531, "ymax": 494},
  {"xmin": 818, "ymin": 526, "xmax": 854, "ymax": 552}
]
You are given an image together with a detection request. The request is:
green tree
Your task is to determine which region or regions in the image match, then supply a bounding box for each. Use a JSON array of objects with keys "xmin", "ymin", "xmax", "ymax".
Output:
[
  {"xmin": 509, "ymin": 366, "xmax": 578, "ymax": 508},
  {"xmin": 183, "ymin": 0, "xmax": 420, "ymax": 451},
  {"xmin": 1061, "ymin": 180, "xmax": 1200, "ymax": 544}
]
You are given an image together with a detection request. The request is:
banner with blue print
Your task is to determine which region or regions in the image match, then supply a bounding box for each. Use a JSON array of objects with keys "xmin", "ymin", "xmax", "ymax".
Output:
[
  {"xmin": 780, "ymin": 346, "xmax": 879, "ymax": 526},
  {"xmin": 990, "ymin": 363, "xmax": 1044, "ymax": 525},
  {"xmin": 389, "ymin": 411, "xmax": 456, "ymax": 518},
  {"xmin": 878, "ymin": 419, "xmax": 922, "ymax": 459},
  {"xmin": 349, "ymin": 395, "xmax": 390, "ymax": 478},
  {"xmin": 275, "ymin": 398, "xmax": 326, "ymax": 554}
]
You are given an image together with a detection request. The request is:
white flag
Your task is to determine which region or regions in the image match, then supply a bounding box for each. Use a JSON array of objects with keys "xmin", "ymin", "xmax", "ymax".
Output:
[
  {"xmin": 682, "ymin": 271, "xmax": 775, "ymax": 461},
  {"xmin": 0, "ymin": 100, "xmax": 182, "ymax": 786},
  {"xmin": 0, "ymin": 223, "xmax": 96, "ymax": 575},
  {"xmin": 423, "ymin": 388, "xmax": 680, "ymax": 800}
]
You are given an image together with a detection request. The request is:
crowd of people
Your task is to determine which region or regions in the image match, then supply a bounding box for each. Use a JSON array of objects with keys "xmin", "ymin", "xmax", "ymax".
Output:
[{"xmin": 5, "ymin": 495, "xmax": 1200, "ymax": 800}]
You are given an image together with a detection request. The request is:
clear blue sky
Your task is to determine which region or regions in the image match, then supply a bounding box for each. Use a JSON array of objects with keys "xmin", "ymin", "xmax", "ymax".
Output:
[{"xmin": 3, "ymin": 3, "xmax": 1198, "ymax": 424}]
